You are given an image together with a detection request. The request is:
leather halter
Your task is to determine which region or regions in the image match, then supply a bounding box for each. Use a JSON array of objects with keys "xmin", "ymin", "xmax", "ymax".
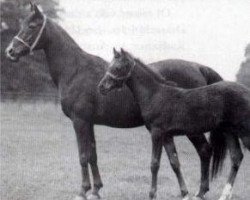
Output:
[
  {"xmin": 106, "ymin": 60, "xmax": 136, "ymax": 81},
  {"xmin": 14, "ymin": 15, "xmax": 47, "ymax": 54}
]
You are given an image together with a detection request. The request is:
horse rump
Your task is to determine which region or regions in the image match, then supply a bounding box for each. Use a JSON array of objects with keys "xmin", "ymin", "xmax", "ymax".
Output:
[{"xmin": 199, "ymin": 66, "xmax": 223, "ymax": 85}]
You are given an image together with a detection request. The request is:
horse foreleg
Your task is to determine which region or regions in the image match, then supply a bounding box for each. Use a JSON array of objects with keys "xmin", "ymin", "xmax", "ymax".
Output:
[
  {"xmin": 73, "ymin": 118, "xmax": 102, "ymax": 200},
  {"xmin": 163, "ymin": 136, "xmax": 189, "ymax": 200},
  {"xmin": 149, "ymin": 130, "xmax": 163, "ymax": 199},
  {"xmin": 88, "ymin": 130, "xmax": 103, "ymax": 200},
  {"xmin": 218, "ymin": 133, "xmax": 243, "ymax": 200},
  {"xmin": 188, "ymin": 135, "xmax": 211, "ymax": 200}
]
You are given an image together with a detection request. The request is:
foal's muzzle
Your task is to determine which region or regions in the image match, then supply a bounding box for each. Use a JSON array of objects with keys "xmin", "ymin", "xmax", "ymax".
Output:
[
  {"xmin": 98, "ymin": 84, "xmax": 110, "ymax": 95},
  {"xmin": 5, "ymin": 45, "xmax": 19, "ymax": 62}
]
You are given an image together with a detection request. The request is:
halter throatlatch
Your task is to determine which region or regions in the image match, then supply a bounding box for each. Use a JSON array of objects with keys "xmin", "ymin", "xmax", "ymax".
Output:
[
  {"xmin": 106, "ymin": 60, "xmax": 136, "ymax": 81},
  {"xmin": 14, "ymin": 15, "xmax": 47, "ymax": 54}
]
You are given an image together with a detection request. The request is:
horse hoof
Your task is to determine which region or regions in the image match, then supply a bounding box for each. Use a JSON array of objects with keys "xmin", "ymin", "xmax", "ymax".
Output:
[
  {"xmin": 74, "ymin": 195, "xmax": 87, "ymax": 200},
  {"xmin": 218, "ymin": 194, "xmax": 232, "ymax": 200},
  {"xmin": 182, "ymin": 194, "xmax": 190, "ymax": 200},
  {"xmin": 149, "ymin": 191, "xmax": 156, "ymax": 199},
  {"xmin": 218, "ymin": 184, "xmax": 233, "ymax": 200},
  {"xmin": 192, "ymin": 196, "xmax": 203, "ymax": 200},
  {"xmin": 87, "ymin": 193, "xmax": 101, "ymax": 200}
]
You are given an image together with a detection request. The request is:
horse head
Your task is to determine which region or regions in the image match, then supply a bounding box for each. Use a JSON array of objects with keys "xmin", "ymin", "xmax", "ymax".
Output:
[
  {"xmin": 5, "ymin": 3, "xmax": 47, "ymax": 62},
  {"xmin": 99, "ymin": 48, "xmax": 135, "ymax": 95}
]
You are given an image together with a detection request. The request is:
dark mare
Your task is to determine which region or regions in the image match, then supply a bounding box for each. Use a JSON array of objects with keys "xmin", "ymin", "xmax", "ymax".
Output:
[
  {"xmin": 6, "ymin": 4, "xmax": 223, "ymax": 200},
  {"xmin": 99, "ymin": 48, "xmax": 250, "ymax": 200}
]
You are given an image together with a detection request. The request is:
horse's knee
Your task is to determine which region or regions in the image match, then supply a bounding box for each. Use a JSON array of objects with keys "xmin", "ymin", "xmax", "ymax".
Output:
[
  {"xmin": 79, "ymin": 153, "xmax": 89, "ymax": 167},
  {"xmin": 80, "ymin": 146, "xmax": 97, "ymax": 167},
  {"xmin": 151, "ymin": 158, "xmax": 160, "ymax": 173}
]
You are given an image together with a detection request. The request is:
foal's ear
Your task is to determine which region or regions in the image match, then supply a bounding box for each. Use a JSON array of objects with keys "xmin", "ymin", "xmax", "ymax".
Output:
[
  {"xmin": 113, "ymin": 48, "xmax": 120, "ymax": 58},
  {"xmin": 120, "ymin": 48, "xmax": 126, "ymax": 56},
  {"xmin": 33, "ymin": 4, "xmax": 43, "ymax": 18},
  {"xmin": 120, "ymin": 48, "xmax": 135, "ymax": 63},
  {"xmin": 30, "ymin": 1, "xmax": 35, "ymax": 11},
  {"xmin": 120, "ymin": 48, "xmax": 129, "ymax": 59}
]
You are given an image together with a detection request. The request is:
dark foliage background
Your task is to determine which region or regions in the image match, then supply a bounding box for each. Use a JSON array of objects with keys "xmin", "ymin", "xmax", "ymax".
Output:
[
  {"xmin": 237, "ymin": 44, "xmax": 250, "ymax": 88},
  {"xmin": 1, "ymin": 0, "xmax": 249, "ymax": 102},
  {"xmin": 1, "ymin": 0, "xmax": 61, "ymax": 101}
]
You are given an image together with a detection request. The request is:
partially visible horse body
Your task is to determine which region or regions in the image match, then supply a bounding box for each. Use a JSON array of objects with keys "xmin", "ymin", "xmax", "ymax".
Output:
[
  {"xmin": 99, "ymin": 49, "xmax": 250, "ymax": 200},
  {"xmin": 6, "ymin": 5, "xmax": 223, "ymax": 200}
]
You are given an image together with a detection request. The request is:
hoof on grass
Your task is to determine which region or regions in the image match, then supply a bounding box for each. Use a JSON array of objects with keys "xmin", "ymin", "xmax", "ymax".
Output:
[
  {"xmin": 87, "ymin": 193, "xmax": 101, "ymax": 200},
  {"xmin": 149, "ymin": 191, "xmax": 156, "ymax": 199},
  {"xmin": 74, "ymin": 195, "xmax": 87, "ymax": 200},
  {"xmin": 182, "ymin": 194, "xmax": 190, "ymax": 200},
  {"xmin": 192, "ymin": 196, "xmax": 204, "ymax": 200}
]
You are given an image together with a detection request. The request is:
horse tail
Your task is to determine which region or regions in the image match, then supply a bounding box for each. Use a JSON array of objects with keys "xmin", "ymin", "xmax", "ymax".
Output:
[
  {"xmin": 199, "ymin": 66, "xmax": 223, "ymax": 85},
  {"xmin": 209, "ymin": 129, "xmax": 227, "ymax": 179}
]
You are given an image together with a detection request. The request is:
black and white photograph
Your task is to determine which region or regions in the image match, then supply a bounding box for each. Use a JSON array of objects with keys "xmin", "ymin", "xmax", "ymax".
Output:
[{"xmin": 1, "ymin": 0, "xmax": 250, "ymax": 200}]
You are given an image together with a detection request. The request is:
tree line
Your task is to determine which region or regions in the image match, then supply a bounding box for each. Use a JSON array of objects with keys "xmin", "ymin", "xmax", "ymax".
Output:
[
  {"xmin": 1, "ymin": 1, "xmax": 249, "ymax": 101},
  {"xmin": 1, "ymin": 0, "xmax": 60, "ymax": 101}
]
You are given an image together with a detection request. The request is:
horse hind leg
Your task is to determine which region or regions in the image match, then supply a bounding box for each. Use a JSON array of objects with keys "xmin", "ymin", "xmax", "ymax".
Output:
[
  {"xmin": 218, "ymin": 132, "xmax": 243, "ymax": 200},
  {"xmin": 188, "ymin": 135, "xmax": 211, "ymax": 200}
]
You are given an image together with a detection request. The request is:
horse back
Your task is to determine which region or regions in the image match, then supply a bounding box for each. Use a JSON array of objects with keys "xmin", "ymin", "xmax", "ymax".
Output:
[{"xmin": 148, "ymin": 59, "xmax": 219, "ymax": 88}]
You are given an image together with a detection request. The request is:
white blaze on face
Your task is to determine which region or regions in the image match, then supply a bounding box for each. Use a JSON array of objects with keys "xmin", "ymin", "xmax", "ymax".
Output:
[{"xmin": 218, "ymin": 184, "xmax": 233, "ymax": 200}]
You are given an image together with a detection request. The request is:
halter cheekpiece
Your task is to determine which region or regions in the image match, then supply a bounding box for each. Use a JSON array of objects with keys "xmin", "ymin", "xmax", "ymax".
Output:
[{"xmin": 14, "ymin": 15, "xmax": 47, "ymax": 54}]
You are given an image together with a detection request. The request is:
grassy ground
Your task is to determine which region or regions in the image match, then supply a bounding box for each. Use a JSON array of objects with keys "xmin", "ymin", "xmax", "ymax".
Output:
[{"xmin": 1, "ymin": 102, "xmax": 250, "ymax": 200}]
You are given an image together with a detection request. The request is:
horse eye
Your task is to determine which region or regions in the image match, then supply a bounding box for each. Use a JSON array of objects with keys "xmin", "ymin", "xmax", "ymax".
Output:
[{"xmin": 28, "ymin": 23, "xmax": 37, "ymax": 28}]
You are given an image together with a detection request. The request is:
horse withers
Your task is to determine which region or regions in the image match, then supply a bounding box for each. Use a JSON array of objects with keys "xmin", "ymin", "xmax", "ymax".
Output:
[
  {"xmin": 5, "ymin": 3, "xmax": 223, "ymax": 200},
  {"xmin": 99, "ymin": 48, "xmax": 250, "ymax": 200}
]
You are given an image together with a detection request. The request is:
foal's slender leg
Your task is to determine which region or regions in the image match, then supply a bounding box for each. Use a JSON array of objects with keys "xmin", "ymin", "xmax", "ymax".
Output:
[
  {"xmin": 218, "ymin": 133, "xmax": 243, "ymax": 200},
  {"xmin": 88, "ymin": 130, "xmax": 103, "ymax": 199},
  {"xmin": 163, "ymin": 136, "xmax": 189, "ymax": 200},
  {"xmin": 73, "ymin": 118, "xmax": 103, "ymax": 200},
  {"xmin": 188, "ymin": 135, "xmax": 211, "ymax": 199},
  {"xmin": 149, "ymin": 130, "xmax": 163, "ymax": 199}
]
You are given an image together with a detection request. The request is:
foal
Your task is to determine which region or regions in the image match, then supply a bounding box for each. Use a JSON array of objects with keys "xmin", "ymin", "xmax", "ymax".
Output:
[{"xmin": 98, "ymin": 49, "xmax": 250, "ymax": 200}]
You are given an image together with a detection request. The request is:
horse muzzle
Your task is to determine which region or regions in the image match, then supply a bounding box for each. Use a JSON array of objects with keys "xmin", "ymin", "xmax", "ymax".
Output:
[
  {"xmin": 98, "ymin": 84, "xmax": 110, "ymax": 95},
  {"xmin": 5, "ymin": 46, "xmax": 20, "ymax": 62}
]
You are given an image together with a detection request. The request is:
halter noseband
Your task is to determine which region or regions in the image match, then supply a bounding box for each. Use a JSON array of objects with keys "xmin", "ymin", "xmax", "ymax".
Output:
[
  {"xmin": 106, "ymin": 60, "xmax": 136, "ymax": 81},
  {"xmin": 14, "ymin": 15, "xmax": 47, "ymax": 54}
]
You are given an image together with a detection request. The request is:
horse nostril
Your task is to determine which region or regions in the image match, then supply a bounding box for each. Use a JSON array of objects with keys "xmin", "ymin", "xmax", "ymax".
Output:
[
  {"xmin": 6, "ymin": 48, "xmax": 13, "ymax": 55},
  {"xmin": 9, "ymin": 48, "xmax": 14, "ymax": 54}
]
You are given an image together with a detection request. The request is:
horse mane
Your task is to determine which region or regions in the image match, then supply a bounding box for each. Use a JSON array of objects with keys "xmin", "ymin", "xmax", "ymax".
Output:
[{"xmin": 131, "ymin": 56, "xmax": 178, "ymax": 87}]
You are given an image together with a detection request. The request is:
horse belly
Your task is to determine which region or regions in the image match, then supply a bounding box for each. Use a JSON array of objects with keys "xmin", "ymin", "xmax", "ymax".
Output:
[{"xmin": 94, "ymin": 90, "xmax": 144, "ymax": 128}]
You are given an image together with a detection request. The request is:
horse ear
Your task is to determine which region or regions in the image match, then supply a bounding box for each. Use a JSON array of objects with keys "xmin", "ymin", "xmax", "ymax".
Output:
[
  {"xmin": 120, "ymin": 48, "xmax": 126, "ymax": 55},
  {"xmin": 120, "ymin": 48, "xmax": 128, "ymax": 58},
  {"xmin": 113, "ymin": 48, "xmax": 120, "ymax": 58},
  {"xmin": 33, "ymin": 4, "xmax": 43, "ymax": 18},
  {"xmin": 30, "ymin": 1, "xmax": 34, "ymax": 11}
]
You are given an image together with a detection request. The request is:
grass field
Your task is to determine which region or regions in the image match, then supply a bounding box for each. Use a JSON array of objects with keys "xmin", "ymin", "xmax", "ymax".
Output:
[{"xmin": 1, "ymin": 102, "xmax": 250, "ymax": 200}]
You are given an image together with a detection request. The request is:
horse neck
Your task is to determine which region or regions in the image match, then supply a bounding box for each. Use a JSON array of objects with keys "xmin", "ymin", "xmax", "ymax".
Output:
[
  {"xmin": 42, "ymin": 19, "xmax": 95, "ymax": 89},
  {"xmin": 126, "ymin": 60, "xmax": 162, "ymax": 106}
]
